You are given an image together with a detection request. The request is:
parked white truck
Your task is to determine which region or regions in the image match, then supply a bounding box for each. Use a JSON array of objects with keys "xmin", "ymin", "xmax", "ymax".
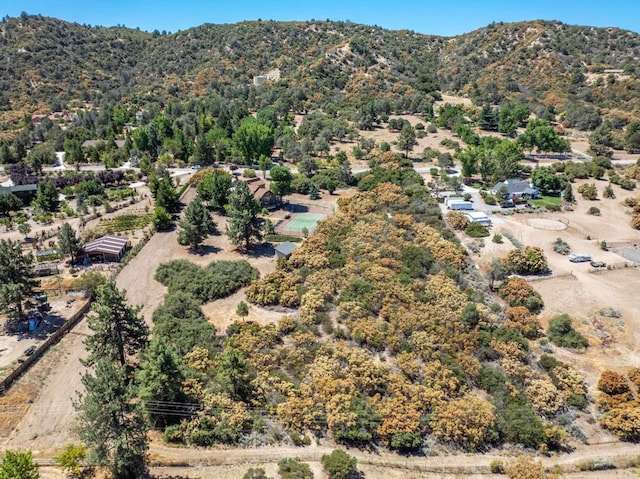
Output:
[{"xmin": 568, "ymin": 253, "xmax": 592, "ymax": 263}]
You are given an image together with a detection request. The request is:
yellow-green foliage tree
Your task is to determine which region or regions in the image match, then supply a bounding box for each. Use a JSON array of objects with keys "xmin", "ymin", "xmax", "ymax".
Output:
[
  {"xmin": 446, "ymin": 210, "xmax": 470, "ymax": 230},
  {"xmin": 504, "ymin": 246, "xmax": 549, "ymax": 275},
  {"xmin": 505, "ymin": 306, "xmax": 541, "ymax": 339},
  {"xmin": 597, "ymin": 369, "xmax": 640, "ymax": 441},
  {"xmin": 430, "ymin": 395, "xmax": 497, "ymax": 451},
  {"xmin": 504, "ymin": 455, "xmax": 547, "ymax": 479}
]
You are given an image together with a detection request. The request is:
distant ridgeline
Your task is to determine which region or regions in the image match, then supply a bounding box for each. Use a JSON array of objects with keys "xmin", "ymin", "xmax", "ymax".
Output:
[{"xmin": 1, "ymin": 15, "xmax": 640, "ymax": 130}]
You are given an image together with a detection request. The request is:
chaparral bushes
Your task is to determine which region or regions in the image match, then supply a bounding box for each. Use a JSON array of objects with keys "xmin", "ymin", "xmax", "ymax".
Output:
[
  {"xmin": 498, "ymin": 277, "xmax": 544, "ymax": 313},
  {"xmin": 145, "ymin": 179, "xmax": 576, "ymax": 453},
  {"xmin": 446, "ymin": 210, "xmax": 469, "ymax": 230},
  {"xmin": 597, "ymin": 369, "xmax": 640, "ymax": 441},
  {"xmin": 503, "ymin": 247, "xmax": 549, "ymax": 275}
]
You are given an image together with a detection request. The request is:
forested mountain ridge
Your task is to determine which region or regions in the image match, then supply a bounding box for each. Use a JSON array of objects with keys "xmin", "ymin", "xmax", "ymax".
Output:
[
  {"xmin": 1, "ymin": 14, "xmax": 640, "ymax": 129},
  {"xmin": 439, "ymin": 20, "xmax": 640, "ymax": 119}
]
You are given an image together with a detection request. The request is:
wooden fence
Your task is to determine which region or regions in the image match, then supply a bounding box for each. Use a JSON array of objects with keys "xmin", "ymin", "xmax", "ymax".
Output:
[{"xmin": 0, "ymin": 299, "xmax": 92, "ymax": 395}]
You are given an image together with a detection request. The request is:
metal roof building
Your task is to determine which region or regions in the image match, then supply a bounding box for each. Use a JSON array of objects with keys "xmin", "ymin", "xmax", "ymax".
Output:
[
  {"xmin": 82, "ymin": 235, "xmax": 129, "ymax": 262},
  {"xmin": 274, "ymin": 241, "xmax": 297, "ymax": 258}
]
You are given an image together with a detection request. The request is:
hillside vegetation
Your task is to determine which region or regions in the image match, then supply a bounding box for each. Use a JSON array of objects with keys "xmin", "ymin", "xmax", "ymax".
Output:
[
  {"xmin": 137, "ymin": 157, "xmax": 590, "ymax": 453},
  {"xmin": 1, "ymin": 15, "xmax": 640, "ymax": 131}
]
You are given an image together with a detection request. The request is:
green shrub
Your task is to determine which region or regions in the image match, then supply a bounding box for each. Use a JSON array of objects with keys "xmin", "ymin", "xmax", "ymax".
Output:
[
  {"xmin": 490, "ymin": 459, "xmax": 504, "ymax": 474},
  {"xmin": 264, "ymin": 234, "xmax": 303, "ymax": 243},
  {"xmin": 577, "ymin": 183, "xmax": 598, "ymax": 200},
  {"xmin": 465, "ymin": 222, "xmax": 490, "ymax": 238},
  {"xmin": 483, "ymin": 194, "xmax": 497, "ymax": 205},
  {"xmin": 289, "ymin": 431, "xmax": 311, "ymax": 446},
  {"xmin": 493, "ymin": 326, "xmax": 529, "ymax": 352},
  {"xmin": 321, "ymin": 450, "xmax": 358, "ymax": 479},
  {"xmin": 492, "ymin": 233, "xmax": 503, "ymax": 243},
  {"xmin": 537, "ymin": 353, "xmax": 561, "ymax": 372},
  {"xmin": 553, "ymin": 237, "xmax": 571, "ymax": 255},
  {"xmin": 163, "ymin": 425, "xmax": 184, "ymax": 444},
  {"xmin": 599, "ymin": 307, "xmax": 621, "ymax": 318},
  {"xmin": 588, "ymin": 206, "xmax": 601, "ymax": 215},
  {"xmin": 479, "ymin": 364, "xmax": 508, "ymax": 396},
  {"xmin": 243, "ymin": 468, "xmax": 271, "ymax": 479},
  {"xmin": 500, "ymin": 398, "xmax": 546, "ymax": 448},
  {"xmin": 577, "ymin": 458, "xmax": 615, "ymax": 471},
  {"xmin": 548, "ymin": 314, "xmax": 588, "ymax": 349},
  {"xmin": 389, "ymin": 431, "xmax": 421, "ymax": 451},
  {"xmin": 278, "ymin": 458, "xmax": 314, "ymax": 479},
  {"xmin": 189, "ymin": 429, "xmax": 215, "ymax": 446},
  {"xmin": 567, "ymin": 393, "xmax": 588, "ymax": 410},
  {"xmin": 155, "ymin": 259, "xmax": 258, "ymax": 303},
  {"xmin": 440, "ymin": 138, "xmax": 461, "ymax": 151}
]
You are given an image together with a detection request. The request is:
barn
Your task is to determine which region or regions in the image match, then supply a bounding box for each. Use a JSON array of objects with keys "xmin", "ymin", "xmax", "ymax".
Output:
[{"xmin": 81, "ymin": 235, "xmax": 129, "ymax": 262}]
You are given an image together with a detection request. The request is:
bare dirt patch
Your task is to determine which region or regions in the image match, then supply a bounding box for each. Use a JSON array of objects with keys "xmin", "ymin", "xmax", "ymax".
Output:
[
  {"xmin": 527, "ymin": 218, "xmax": 568, "ymax": 230},
  {"xmin": 0, "ymin": 314, "xmax": 90, "ymax": 451},
  {"xmin": 477, "ymin": 178, "xmax": 640, "ymax": 440}
]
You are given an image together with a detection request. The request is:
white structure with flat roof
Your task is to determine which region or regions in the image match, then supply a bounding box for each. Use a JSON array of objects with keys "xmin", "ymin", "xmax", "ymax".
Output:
[{"xmin": 464, "ymin": 211, "xmax": 492, "ymax": 226}]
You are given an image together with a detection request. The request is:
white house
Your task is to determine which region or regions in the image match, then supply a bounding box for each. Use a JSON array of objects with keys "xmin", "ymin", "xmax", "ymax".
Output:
[{"xmin": 491, "ymin": 179, "xmax": 540, "ymax": 200}]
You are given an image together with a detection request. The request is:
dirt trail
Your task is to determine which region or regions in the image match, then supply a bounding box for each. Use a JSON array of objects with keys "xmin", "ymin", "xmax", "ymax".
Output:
[
  {"xmin": 29, "ymin": 440, "xmax": 640, "ymax": 479},
  {"xmin": 0, "ymin": 317, "xmax": 90, "ymax": 452}
]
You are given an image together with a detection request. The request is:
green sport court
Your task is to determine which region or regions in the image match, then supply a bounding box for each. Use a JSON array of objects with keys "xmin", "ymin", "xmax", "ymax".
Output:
[{"xmin": 282, "ymin": 213, "xmax": 326, "ymax": 234}]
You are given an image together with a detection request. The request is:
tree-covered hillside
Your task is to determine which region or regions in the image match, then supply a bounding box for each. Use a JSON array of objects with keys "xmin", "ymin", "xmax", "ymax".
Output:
[
  {"xmin": 2, "ymin": 15, "xmax": 640, "ymax": 132},
  {"xmin": 439, "ymin": 20, "xmax": 640, "ymax": 122}
]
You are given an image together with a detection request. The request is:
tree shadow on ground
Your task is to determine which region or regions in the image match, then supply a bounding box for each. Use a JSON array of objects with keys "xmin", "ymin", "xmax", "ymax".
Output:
[
  {"xmin": 241, "ymin": 242, "xmax": 275, "ymax": 258},
  {"xmin": 287, "ymin": 203, "xmax": 310, "ymax": 213},
  {"xmin": 191, "ymin": 244, "xmax": 221, "ymax": 256}
]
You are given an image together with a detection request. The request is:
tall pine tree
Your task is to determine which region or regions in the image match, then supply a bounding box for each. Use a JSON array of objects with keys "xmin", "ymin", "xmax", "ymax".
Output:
[
  {"xmin": 136, "ymin": 337, "xmax": 186, "ymax": 427},
  {"xmin": 57, "ymin": 222, "xmax": 80, "ymax": 264},
  {"xmin": 226, "ymin": 181, "xmax": 263, "ymax": 250},
  {"xmin": 177, "ymin": 195, "xmax": 216, "ymax": 250},
  {"xmin": 76, "ymin": 358, "xmax": 148, "ymax": 479},
  {"xmin": 0, "ymin": 239, "xmax": 37, "ymax": 320},
  {"xmin": 83, "ymin": 281, "xmax": 148, "ymax": 368},
  {"xmin": 75, "ymin": 281, "xmax": 149, "ymax": 479}
]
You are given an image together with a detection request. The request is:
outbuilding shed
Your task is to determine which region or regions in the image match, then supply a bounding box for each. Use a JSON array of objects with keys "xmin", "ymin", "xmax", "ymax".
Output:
[
  {"xmin": 81, "ymin": 235, "xmax": 129, "ymax": 262},
  {"xmin": 464, "ymin": 212, "xmax": 492, "ymax": 226},
  {"xmin": 274, "ymin": 241, "xmax": 297, "ymax": 259}
]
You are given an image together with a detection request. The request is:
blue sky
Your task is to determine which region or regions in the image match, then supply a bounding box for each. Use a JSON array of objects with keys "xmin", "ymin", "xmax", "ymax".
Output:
[{"xmin": 4, "ymin": 0, "xmax": 640, "ymax": 36}]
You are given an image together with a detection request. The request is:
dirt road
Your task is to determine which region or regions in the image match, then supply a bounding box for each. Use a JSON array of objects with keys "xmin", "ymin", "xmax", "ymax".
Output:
[
  {"xmin": 33, "ymin": 438, "xmax": 640, "ymax": 479},
  {"xmin": 0, "ymin": 316, "xmax": 89, "ymax": 452},
  {"xmin": 0, "ymin": 185, "xmax": 280, "ymax": 452}
]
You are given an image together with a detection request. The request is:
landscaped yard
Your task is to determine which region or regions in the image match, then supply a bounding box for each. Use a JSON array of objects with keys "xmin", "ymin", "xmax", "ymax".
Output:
[{"xmin": 531, "ymin": 195, "xmax": 562, "ymax": 208}]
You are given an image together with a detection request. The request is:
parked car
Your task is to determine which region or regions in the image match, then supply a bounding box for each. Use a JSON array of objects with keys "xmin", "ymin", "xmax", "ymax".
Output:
[
  {"xmin": 569, "ymin": 254, "xmax": 592, "ymax": 263},
  {"xmin": 500, "ymin": 200, "xmax": 516, "ymax": 208},
  {"xmin": 24, "ymin": 346, "xmax": 36, "ymax": 356},
  {"xmin": 590, "ymin": 260, "xmax": 607, "ymax": 268}
]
